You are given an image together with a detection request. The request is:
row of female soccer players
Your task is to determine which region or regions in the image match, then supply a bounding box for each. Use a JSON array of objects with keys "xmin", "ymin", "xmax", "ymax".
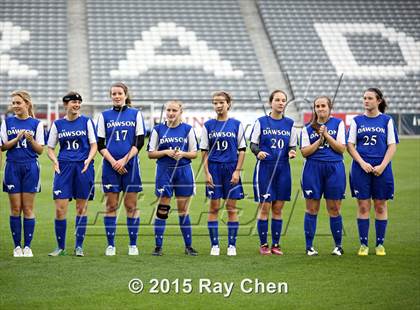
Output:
[{"xmin": 1, "ymin": 83, "xmax": 397, "ymax": 258}]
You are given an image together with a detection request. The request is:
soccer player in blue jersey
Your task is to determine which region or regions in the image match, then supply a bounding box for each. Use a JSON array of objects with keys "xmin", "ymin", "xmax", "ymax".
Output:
[
  {"xmin": 47, "ymin": 92, "xmax": 97, "ymax": 257},
  {"xmin": 300, "ymin": 96, "xmax": 347, "ymax": 256},
  {"xmin": 1, "ymin": 90, "xmax": 44, "ymax": 257},
  {"xmin": 347, "ymin": 88, "xmax": 398, "ymax": 256},
  {"xmin": 200, "ymin": 91, "xmax": 246, "ymax": 256},
  {"xmin": 97, "ymin": 82, "xmax": 145, "ymax": 256},
  {"xmin": 148, "ymin": 100, "xmax": 199, "ymax": 256},
  {"xmin": 250, "ymin": 90, "xmax": 297, "ymax": 255}
]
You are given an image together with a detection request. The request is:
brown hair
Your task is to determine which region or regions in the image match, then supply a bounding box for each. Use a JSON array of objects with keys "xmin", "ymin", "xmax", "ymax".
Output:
[
  {"xmin": 11, "ymin": 90, "xmax": 34, "ymax": 117},
  {"xmin": 310, "ymin": 96, "xmax": 332, "ymax": 128},
  {"xmin": 364, "ymin": 87, "xmax": 387, "ymax": 113},
  {"xmin": 110, "ymin": 82, "xmax": 131, "ymax": 106},
  {"xmin": 269, "ymin": 89, "xmax": 288, "ymax": 103},
  {"xmin": 212, "ymin": 91, "xmax": 232, "ymax": 109}
]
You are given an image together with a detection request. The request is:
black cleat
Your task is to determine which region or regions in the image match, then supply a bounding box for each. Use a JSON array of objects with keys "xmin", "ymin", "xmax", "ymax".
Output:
[
  {"xmin": 184, "ymin": 246, "xmax": 198, "ymax": 256},
  {"xmin": 152, "ymin": 246, "xmax": 163, "ymax": 256}
]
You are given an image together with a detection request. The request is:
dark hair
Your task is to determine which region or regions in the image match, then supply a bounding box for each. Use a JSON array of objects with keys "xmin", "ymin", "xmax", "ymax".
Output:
[
  {"xmin": 269, "ymin": 89, "xmax": 288, "ymax": 103},
  {"xmin": 62, "ymin": 91, "xmax": 82, "ymax": 103},
  {"xmin": 212, "ymin": 91, "xmax": 232, "ymax": 109},
  {"xmin": 364, "ymin": 87, "xmax": 387, "ymax": 113},
  {"xmin": 310, "ymin": 96, "xmax": 332, "ymax": 129},
  {"xmin": 110, "ymin": 82, "xmax": 131, "ymax": 106}
]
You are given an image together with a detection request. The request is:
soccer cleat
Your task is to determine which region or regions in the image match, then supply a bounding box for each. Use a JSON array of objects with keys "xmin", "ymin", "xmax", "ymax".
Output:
[
  {"xmin": 375, "ymin": 244, "xmax": 386, "ymax": 256},
  {"xmin": 331, "ymin": 246, "xmax": 344, "ymax": 256},
  {"xmin": 227, "ymin": 245, "xmax": 237, "ymax": 256},
  {"xmin": 271, "ymin": 244, "xmax": 284, "ymax": 256},
  {"xmin": 48, "ymin": 248, "xmax": 67, "ymax": 257},
  {"xmin": 128, "ymin": 245, "xmax": 139, "ymax": 256},
  {"xmin": 152, "ymin": 246, "xmax": 163, "ymax": 256},
  {"xmin": 259, "ymin": 244, "xmax": 271, "ymax": 256},
  {"xmin": 185, "ymin": 246, "xmax": 198, "ymax": 256},
  {"xmin": 105, "ymin": 245, "xmax": 116, "ymax": 256},
  {"xmin": 210, "ymin": 245, "xmax": 220, "ymax": 256},
  {"xmin": 23, "ymin": 246, "xmax": 33, "ymax": 257},
  {"xmin": 13, "ymin": 246, "xmax": 23, "ymax": 257},
  {"xmin": 306, "ymin": 247, "xmax": 318, "ymax": 256},
  {"xmin": 358, "ymin": 245, "xmax": 369, "ymax": 256},
  {"xmin": 74, "ymin": 247, "xmax": 84, "ymax": 257}
]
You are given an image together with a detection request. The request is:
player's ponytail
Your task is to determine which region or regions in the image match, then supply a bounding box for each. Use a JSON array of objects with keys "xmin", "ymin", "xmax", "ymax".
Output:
[
  {"xmin": 11, "ymin": 90, "xmax": 35, "ymax": 118},
  {"xmin": 365, "ymin": 88, "xmax": 387, "ymax": 113},
  {"xmin": 110, "ymin": 82, "xmax": 132, "ymax": 106}
]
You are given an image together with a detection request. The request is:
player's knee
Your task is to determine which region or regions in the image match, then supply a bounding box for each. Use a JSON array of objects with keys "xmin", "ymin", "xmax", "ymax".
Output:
[
  {"xmin": 358, "ymin": 206, "xmax": 369, "ymax": 215},
  {"xmin": 156, "ymin": 204, "xmax": 171, "ymax": 219},
  {"xmin": 106, "ymin": 204, "xmax": 118, "ymax": 213},
  {"xmin": 374, "ymin": 205, "xmax": 386, "ymax": 214}
]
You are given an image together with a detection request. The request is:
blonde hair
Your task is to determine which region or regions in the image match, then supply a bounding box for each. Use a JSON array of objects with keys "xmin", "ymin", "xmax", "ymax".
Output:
[
  {"xmin": 11, "ymin": 90, "xmax": 34, "ymax": 117},
  {"xmin": 166, "ymin": 100, "xmax": 184, "ymax": 111}
]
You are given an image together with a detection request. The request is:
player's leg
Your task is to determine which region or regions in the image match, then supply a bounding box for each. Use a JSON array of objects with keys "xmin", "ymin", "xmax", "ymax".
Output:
[
  {"xmin": 176, "ymin": 196, "xmax": 197, "ymax": 256},
  {"xmin": 124, "ymin": 192, "xmax": 140, "ymax": 255},
  {"xmin": 153, "ymin": 196, "xmax": 171, "ymax": 256},
  {"xmin": 74, "ymin": 199, "xmax": 88, "ymax": 256},
  {"xmin": 257, "ymin": 201, "xmax": 271, "ymax": 255},
  {"xmin": 208, "ymin": 199, "xmax": 221, "ymax": 255},
  {"xmin": 104, "ymin": 192, "xmax": 119, "ymax": 255},
  {"xmin": 271, "ymin": 200, "xmax": 285, "ymax": 255},
  {"xmin": 21, "ymin": 193, "xmax": 36, "ymax": 257},
  {"xmin": 357, "ymin": 199, "xmax": 371, "ymax": 255},
  {"xmin": 373, "ymin": 199, "xmax": 387, "ymax": 256},
  {"xmin": 49, "ymin": 198, "xmax": 69, "ymax": 256},
  {"xmin": 304, "ymin": 199, "xmax": 320, "ymax": 256},
  {"xmin": 226, "ymin": 199, "xmax": 239, "ymax": 256},
  {"xmin": 8, "ymin": 193, "xmax": 23, "ymax": 257},
  {"xmin": 326, "ymin": 199, "xmax": 344, "ymax": 255}
]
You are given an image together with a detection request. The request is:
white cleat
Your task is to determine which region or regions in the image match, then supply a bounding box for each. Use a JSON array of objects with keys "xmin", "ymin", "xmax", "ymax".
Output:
[
  {"xmin": 331, "ymin": 246, "xmax": 344, "ymax": 256},
  {"xmin": 306, "ymin": 247, "xmax": 319, "ymax": 256},
  {"xmin": 210, "ymin": 245, "xmax": 220, "ymax": 256},
  {"xmin": 13, "ymin": 246, "xmax": 23, "ymax": 257},
  {"xmin": 23, "ymin": 246, "xmax": 33, "ymax": 257},
  {"xmin": 105, "ymin": 245, "xmax": 116, "ymax": 256},
  {"xmin": 128, "ymin": 245, "xmax": 139, "ymax": 256},
  {"xmin": 227, "ymin": 245, "xmax": 237, "ymax": 256}
]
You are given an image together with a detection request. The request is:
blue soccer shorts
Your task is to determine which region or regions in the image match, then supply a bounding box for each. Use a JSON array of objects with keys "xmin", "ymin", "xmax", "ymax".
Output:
[
  {"xmin": 53, "ymin": 161, "xmax": 95, "ymax": 200},
  {"xmin": 253, "ymin": 160, "xmax": 291, "ymax": 202},
  {"xmin": 102, "ymin": 157, "xmax": 142, "ymax": 193},
  {"xmin": 155, "ymin": 163, "xmax": 195, "ymax": 198},
  {"xmin": 3, "ymin": 161, "xmax": 41, "ymax": 193},
  {"xmin": 301, "ymin": 159, "xmax": 346, "ymax": 200},
  {"xmin": 206, "ymin": 161, "xmax": 244, "ymax": 200}
]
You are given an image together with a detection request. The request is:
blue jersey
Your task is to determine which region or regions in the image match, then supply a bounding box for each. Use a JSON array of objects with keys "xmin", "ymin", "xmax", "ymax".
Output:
[
  {"xmin": 300, "ymin": 117, "xmax": 346, "ymax": 162},
  {"xmin": 48, "ymin": 115, "xmax": 97, "ymax": 162},
  {"xmin": 199, "ymin": 118, "xmax": 246, "ymax": 163},
  {"xmin": 348, "ymin": 113, "xmax": 399, "ymax": 159},
  {"xmin": 147, "ymin": 122, "xmax": 198, "ymax": 167},
  {"xmin": 250, "ymin": 115, "xmax": 297, "ymax": 162},
  {"xmin": 97, "ymin": 107, "xmax": 145, "ymax": 160},
  {"xmin": 0, "ymin": 116, "xmax": 45, "ymax": 162}
]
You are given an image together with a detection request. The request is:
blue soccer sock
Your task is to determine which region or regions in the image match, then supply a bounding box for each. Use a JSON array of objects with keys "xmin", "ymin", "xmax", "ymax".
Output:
[
  {"xmin": 357, "ymin": 218, "xmax": 369, "ymax": 246},
  {"xmin": 207, "ymin": 220, "xmax": 219, "ymax": 246},
  {"xmin": 104, "ymin": 216, "xmax": 117, "ymax": 247},
  {"xmin": 75, "ymin": 216, "xmax": 87, "ymax": 248},
  {"xmin": 329, "ymin": 215, "xmax": 343, "ymax": 247},
  {"xmin": 257, "ymin": 219, "xmax": 268, "ymax": 245},
  {"xmin": 154, "ymin": 218, "xmax": 166, "ymax": 247},
  {"xmin": 304, "ymin": 213, "xmax": 317, "ymax": 249},
  {"xmin": 23, "ymin": 218, "xmax": 35, "ymax": 248},
  {"xmin": 127, "ymin": 217, "xmax": 140, "ymax": 246},
  {"xmin": 271, "ymin": 219, "xmax": 283, "ymax": 246},
  {"xmin": 375, "ymin": 219, "xmax": 388, "ymax": 246},
  {"xmin": 55, "ymin": 219, "xmax": 67, "ymax": 250},
  {"xmin": 10, "ymin": 216, "xmax": 22, "ymax": 248},
  {"xmin": 179, "ymin": 215, "xmax": 192, "ymax": 247},
  {"xmin": 227, "ymin": 221, "xmax": 239, "ymax": 247}
]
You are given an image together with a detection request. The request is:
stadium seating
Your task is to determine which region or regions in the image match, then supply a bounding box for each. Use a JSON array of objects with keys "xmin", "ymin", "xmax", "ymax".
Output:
[
  {"xmin": 257, "ymin": 0, "xmax": 420, "ymax": 113},
  {"xmin": 86, "ymin": 0, "xmax": 268, "ymax": 109},
  {"xmin": 0, "ymin": 0, "xmax": 68, "ymax": 108}
]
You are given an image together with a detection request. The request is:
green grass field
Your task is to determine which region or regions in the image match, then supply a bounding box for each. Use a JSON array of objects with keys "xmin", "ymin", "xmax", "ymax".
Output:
[{"xmin": 0, "ymin": 139, "xmax": 419, "ymax": 309}]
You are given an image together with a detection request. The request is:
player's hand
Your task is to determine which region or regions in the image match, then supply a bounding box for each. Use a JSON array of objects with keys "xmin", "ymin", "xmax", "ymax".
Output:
[
  {"xmin": 360, "ymin": 160, "xmax": 374, "ymax": 173},
  {"xmin": 230, "ymin": 170, "xmax": 240, "ymax": 185},
  {"xmin": 373, "ymin": 164, "xmax": 385, "ymax": 176},
  {"xmin": 16, "ymin": 130, "xmax": 26, "ymax": 140},
  {"xmin": 318, "ymin": 125, "xmax": 326, "ymax": 136},
  {"xmin": 53, "ymin": 161, "xmax": 60, "ymax": 174},
  {"xmin": 24, "ymin": 131, "xmax": 34, "ymax": 143},
  {"xmin": 288, "ymin": 150, "xmax": 296, "ymax": 159},
  {"xmin": 112, "ymin": 158, "xmax": 126, "ymax": 171},
  {"xmin": 206, "ymin": 174, "xmax": 215, "ymax": 188},
  {"xmin": 257, "ymin": 151, "xmax": 269, "ymax": 160},
  {"xmin": 166, "ymin": 149, "xmax": 176, "ymax": 158},
  {"xmin": 81, "ymin": 159, "xmax": 91, "ymax": 173},
  {"xmin": 117, "ymin": 167, "xmax": 128, "ymax": 175},
  {"xmin": 173, "ymin": 150, "xmax": 184, "ymax": 161}
]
